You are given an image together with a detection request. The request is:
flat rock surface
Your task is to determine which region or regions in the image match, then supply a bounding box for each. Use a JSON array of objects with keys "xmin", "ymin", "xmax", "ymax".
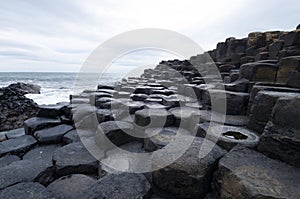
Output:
[
  {"xmin": 0, "ymin": 155, "xmax": 20, "ymax": 168},
  {"xmin": 53, "ymin": 142, "xmax": 99, "ymax": 177},
  {"xmin": 47, "ymin": 174, "xmax": 96, "ymax": 199},
  {"xmin": 213, "ymin": 146, "xmax": 300, "ymax": 199},
  {"xmin": 79, "ymin": 173, "xmax": 151, "ymax": 199},
  {"xmin": 34, "ymin": 124, "xmax": 73, "ymax": 143},
  {"xmin": 0, "ymin": 182, "xmax": 55, "ymax": 199},
  {"xmin": 23, "ymin": 144, "xmax": 61, "ymax": 162},
  {"xmin": 152, "ymin": 136, "xmax": 226, "ymax": 198},
  {"xmin": 0, "ymin": 135, "xmax": 37, "ymax": 156},
  {"xmin": 24, "ymin": 117, "xmax": 62, "ymax": 135},
  {"xmin": 0, "ymin": 159, "xmax": 54, "ymax": 189}
]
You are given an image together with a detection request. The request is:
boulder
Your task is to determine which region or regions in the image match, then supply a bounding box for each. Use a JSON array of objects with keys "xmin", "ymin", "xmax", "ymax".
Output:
[
  {"xmin": 169, "ymin": 107, "xmax": 203, "ymax": 129},
  {"xmin": 213, "ymin": 147, "xmax": 300, "ymax": 199},
  {"xmin": 239, "ymin": 62, "xmax": 277, "ymax": 82},
  {"xmin": 47, "ymin": 174, "xmax": 96, "ymax": 199},
  {"xmin": 203, "ymin": 89, "xmax": 249, "ymax": 115},
  {"xmin": 152, "ymin": 136, "xmax": 226, "ymax": 198},
  {"xmin": 95, "ymin": 121, "xmax": 136, "ymax": 149},
  {"xmin": 276, "ymin": 56, "xmax": 300, "ymax": 83},
  {"xmin": 195, "ymin": 122, "xmax": 260, "ymax": 150},
  {"xmin": 247, "ymin": 91, "xmax": 300, "ymax": 133},
  {"xmin": 52, "ymin": 142, "xmax": 99, "ymax": 177},
  {"xmin": 283, "ymin": 30, "xmax": 300, "ymax": 46},
  {"xmin": 79, "ymin": 173, "xmax": 151, "ymax": 199},
  {"xmin": 24, "ymin": 117, "xmax": 62, "ymax": 135},
  {"xmin": 257, "ymin": 97, "xmax": 300, "ymax": 167},
  {"xmin": 224, "ymin": 78, "xmax": 249, "ymax": 92},
  {"xmin": 0, "ymin": 159, "xmax": 54, "ymax": 189},
  {"xmin": 37, "ymin": 102, "xmax": 69, "ymax": 118},
  {"xmin": 0, "ymin": 135, "xmax": 37, "ymax": 156},
  {"xmin": 287, "ymin": 72, "xmax": 300, "ymax": 88},
  {"xmin": 0, "ymin": 182, "xmax": 55, "ymax": 199},
  {"xmin": 135, "ymin": 108, "xmax": 174, "ymax": 127},
  {"xmin": 34, "ymin": 124, "xmax": 74, "ymax": 143}
]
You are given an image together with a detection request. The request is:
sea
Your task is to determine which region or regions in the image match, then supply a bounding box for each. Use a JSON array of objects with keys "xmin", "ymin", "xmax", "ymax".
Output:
[{"xmin": 0, "ymin": 72, "xmax": 122, "ymax": 105}]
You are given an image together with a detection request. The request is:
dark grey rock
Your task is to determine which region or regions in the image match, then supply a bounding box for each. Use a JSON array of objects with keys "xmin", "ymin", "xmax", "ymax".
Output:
[
  {"xmin": 95, "ymin": 121, "xmax": 136, "ymax": 149},
  {"xmin": 47, "ymin": 174, "xmax": 96, "ymax": 199},
  {"xmin": 23, "ymin": 145, "xmax": 61, "ymax": 162},
  {"xmin": 130, "ymin": 93, "xmax": 148, "ymax": 101},
  {"xmin": 37, "ymin": 102, "xmax": 69, "ymax": 118},
  {"xmin": 247, "ymin": 91, "xmax": 299, "ymax": 133},
  {"xmin": 63, "ymin": 129, "xmax": 81, "ymax": 144},
  {"xmin": 258, "ymin": 123, "xmax": 300, "ymax": 167},
  {"xmin": 276, "ymin": 55, "xmax": 300, "ymax": 83},
  {"xmin": 24, "ymin": 117, "xmax": 62, "ymax": 135},
  {"xmin": 0, "ymin": 155, "xmax": 20, "ymax": 168},
  {"xmin": 224, "ymin": 78, "xmax": 249, "ymax": 92},
  {"xmin": 0, "ymin": 159, "xmax": 54, "ymax": 189},
  {"xmin": 135, "ymin": 108, "xmax": 174, "ymax": 127},
  {"xmin": 287, "ymin": 72, "xmax": 300, "ymax": 88},
  {"xmin": 239, "ymin": 62, "xmax": 277, "ymax": 82},
  {"xmin": 213, "ymin": 146, "xmax": 300, "ymax": 199},
  {"xmin": 152, "ymin": 136, "xmax": 226, "ymax": 198},
  {"xmin": 34, "ymin": 124, "xmax": 74, "ymax": 143},
  {"xmin": 0, "ymin": 182, "xmax": 55, "ymax": 199},
  {"xmin": 169, "ymin": 107, "xmax": 203, "ymax": 129},
  {"xmin": 0, "ymin": 135, "xmax": 37, "ymax": 156},
  {"xmin": 79, "ymin": 173, "xmax": 151, "ymax": 199},
  {"xmin": 53, "ymin": 142, "xmax": 99, "ymax": 177},
  {"xmin": 196, "ymin": 122, "xmax": 260, "ymax": 150},
  {"xmin": 4, "ymin": 128, "xmax": 25, "ymax": 139}
]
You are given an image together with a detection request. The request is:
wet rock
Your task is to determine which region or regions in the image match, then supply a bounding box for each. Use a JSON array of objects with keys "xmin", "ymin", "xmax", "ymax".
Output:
[
  {"xmin": 0, "ymin": 135, "xmax": 37, "ymax": 156},
  {"xmin": 24, "ymin": 117, "xmax": 62, "ymax": 135},
  {"xmin": 97, "ymin": 84, "xmax": 115, "ymax": 90},
  {"xmin": 79, "ymin": 173, "xmax": 151, "ymax": 199},
  {"xmin": 47, "ymin": 174, "xmax": 96, "ymax": 199},
  {"xmin": 53, "ymin": 142, "xmax": 99, "ymax": 177},
  {"xmin": 95, "ymin": 121, "xmax": 136, "ymax": 149},
  {"xmin": 0, "ymin": 159, "xmax": 54, "ymax": 189},
  {"xmin": 213, "ymin": 146, "xmax": 300, "ymax": 199},
  {"xmin": 134, "ymin": 86, "xmax": 152, "ymax": 95},
  {"xmin": 0, "ymin": 182, "xmax": 55, "ymax": 199},
  {"xmin": 152, "ymin": 136, "xmax": 226, "ymax": 198},
  {"xmin": 4, "ymin": 82, "xmax": 41, "ymax": 95},
  {"xmin": 0, "ymin": 155, "xmax": 20, "ymax": 168},
  {"xmin": 135, "ymin": 108, "xmax": 174, "ymax": 127},
  {"xmin": 196, "ymin": 122, "xmax": 260, "ymax": 150},
  {"xmin": 96, "ymin": 109, "xmax": 114, "ymax": 122},
  {"xmin": 34, "ymin": 124, "xmax": 74, "ymax": 143}
]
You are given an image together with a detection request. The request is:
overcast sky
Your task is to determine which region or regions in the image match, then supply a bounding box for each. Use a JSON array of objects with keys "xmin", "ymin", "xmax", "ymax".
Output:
[{"xmin": 0, "ymin": 0, "xmax": 299, "ymax": 72}]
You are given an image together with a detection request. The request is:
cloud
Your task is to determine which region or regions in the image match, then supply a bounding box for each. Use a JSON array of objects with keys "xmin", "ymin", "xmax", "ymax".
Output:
[{"xmin": 0, "ymin": 0, "xmax": 299, "ymax": 72}]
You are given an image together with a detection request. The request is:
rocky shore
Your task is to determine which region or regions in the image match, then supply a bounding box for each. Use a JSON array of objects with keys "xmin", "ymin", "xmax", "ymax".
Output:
[{"xmin": 0, "ymin": 26, "xmax": 300, "ymax": 198}]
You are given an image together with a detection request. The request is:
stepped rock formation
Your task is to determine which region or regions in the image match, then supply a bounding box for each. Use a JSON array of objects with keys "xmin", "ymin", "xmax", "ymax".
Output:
[{"xmin": 0, "ymin": 25, "xmax": 300, "ymax": 198}]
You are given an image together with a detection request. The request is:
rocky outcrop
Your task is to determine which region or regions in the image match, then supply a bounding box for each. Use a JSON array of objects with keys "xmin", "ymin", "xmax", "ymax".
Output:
[
  {"xmin": 0, "ymin": 83, "xmax": 41, "ymax": 131},
  {"xmin": 1, "ymin": 25, "xmax": 300, "ymax": 198}
]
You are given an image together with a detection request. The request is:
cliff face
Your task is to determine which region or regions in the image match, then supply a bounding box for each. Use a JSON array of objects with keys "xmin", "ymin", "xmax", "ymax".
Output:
[{"xmin": 0, "ymin": 83, "xmax": 40, "ymax": 131}]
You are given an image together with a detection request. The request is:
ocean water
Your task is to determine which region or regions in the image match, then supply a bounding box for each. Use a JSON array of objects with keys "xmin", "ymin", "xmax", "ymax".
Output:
[{"xmin": 0, "ymin": 72, "xmax": 122, "ymax": 105}]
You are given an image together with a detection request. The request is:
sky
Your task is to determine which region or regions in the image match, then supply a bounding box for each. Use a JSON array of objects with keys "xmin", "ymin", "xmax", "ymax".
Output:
[{"xmin": 0, "ymin": 0, "xmax": 299, "ymax": 73}]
